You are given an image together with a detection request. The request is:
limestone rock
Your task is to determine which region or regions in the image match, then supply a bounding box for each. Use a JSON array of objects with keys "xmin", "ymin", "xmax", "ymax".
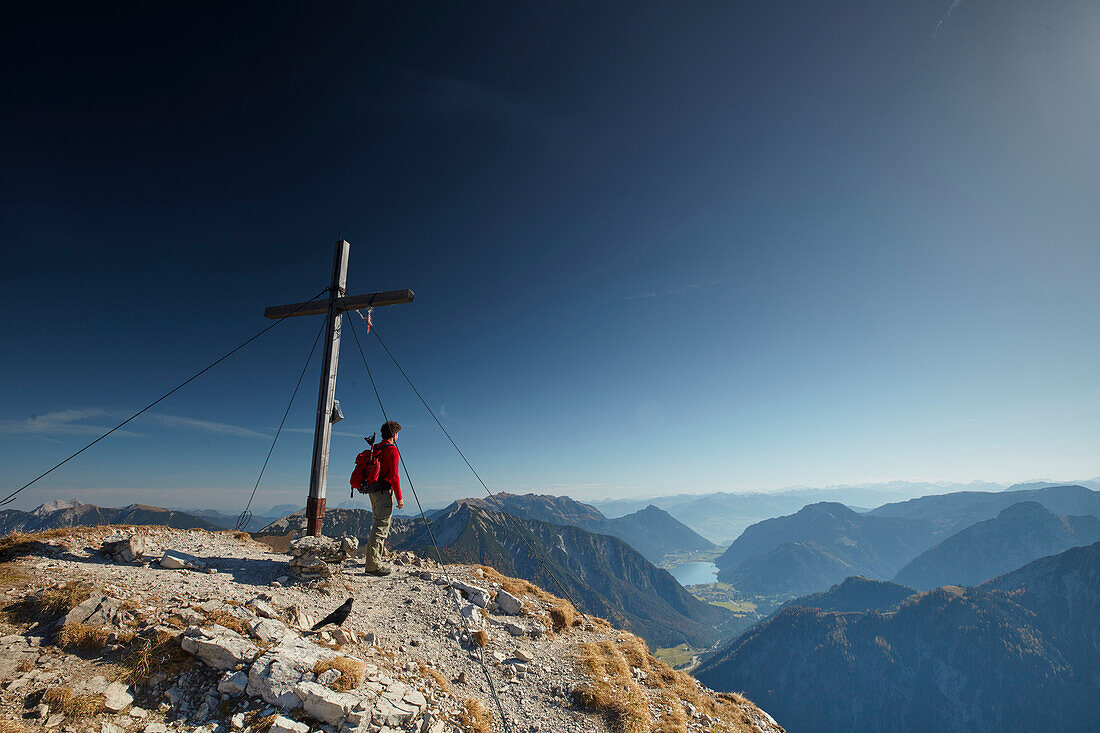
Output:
[
  {"xmin": 287, "ymin": 605, "xmax": 314, "ymax": 631},
  {"xmin": 160, "ymin": 551, "xmax": 206, "ymax": 571},
  {"xmin": 287, "ymin": 535, "xmax": 358, "ymax": 580},
  {"xmin": 268, "ymin": 716, "xmax": 309, "ymax": 733},
  {"xmin": 459, "ymin": 603, "xmax": 483, "ymax": 627},
  {"xmin": 103, "ymin": 681, "xmax": 133, "ymax": 712},
  {"xmin": 102, "ymin": 534, "xmax": 146, "ymax": 563},
  {"xmin": 62, "ymin": 594, "xmax": 123, "ymax": 628},
  {"xmin": 295, "ymin": 680, "xmax": 358, "ymax": 725},
  {"xmin": 249, "ymin": 618, "xmax": 287, "ymax": 643},
  {"xmin": 218, "ymin": 671, "xmax": 249, "ymax": 696},
  {"xmin": 246, "ymin": 634, "xmax": 328, "ymax": 708},
  {"xmin": 494, "ymin": 589, "xmax": 523, "ymax": 615},
  {"xmin": 248, "ymin": 599, "xmax": 279, "ymax": 620},
  {"xmin": 450, "ymin": 581, "xmax": 491, "ymax": 608},
  {"xmin": 316, "ymin": 668, "xmax": 341, "ymax": 687},
  {"xmin": 180, "ymin": 626, "xmax": 259, "ymax": 670}
]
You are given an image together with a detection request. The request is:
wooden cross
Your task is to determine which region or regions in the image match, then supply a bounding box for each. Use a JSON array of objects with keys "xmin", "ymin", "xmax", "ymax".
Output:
[{"xmin": 264, "ymin": 239, "xmax": 413, "ymax": 537}]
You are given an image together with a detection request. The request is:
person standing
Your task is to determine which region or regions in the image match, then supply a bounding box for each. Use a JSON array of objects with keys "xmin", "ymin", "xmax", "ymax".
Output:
[{"xmin": 363, "ymin": 420, "xmax": 403, "ymax": 576}]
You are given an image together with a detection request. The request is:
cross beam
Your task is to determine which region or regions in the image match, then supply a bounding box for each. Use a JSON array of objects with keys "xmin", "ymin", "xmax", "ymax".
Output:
[{"xmin": 265, "ymin": 239, "xmax": 414, "ymax": 537}]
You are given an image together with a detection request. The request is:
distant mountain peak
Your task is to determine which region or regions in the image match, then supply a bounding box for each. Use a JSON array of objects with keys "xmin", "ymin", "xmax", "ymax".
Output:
[
  {"xmin": 996, "ymin": 500, "xmax": 1049, "ymax": 519},
  {"xmin": 31, "ymin": 499, "xmax": 84, "ymax": 515}
]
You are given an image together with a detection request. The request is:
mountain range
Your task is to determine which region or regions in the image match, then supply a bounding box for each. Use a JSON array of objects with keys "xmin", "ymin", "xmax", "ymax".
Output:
[
  {"xmin": 893, "ymin": 501, "xmax": 1100, "ymax": 590},
  {"xmin": 0, "ymin": 500, "xmax": 221, "ymax": 536},
  {"xmin": 395, "ymin": 502, "xmax": 732, "ymax": 649},
  {"xmin": 713, "ymin": 502, "xmax": 936, "ymax": 597},
  {"xmin": 695, "ymin": 541, "xmax": 1100, "ymax": 733},
  {"xmin": 711, "ymin": 485, "xmax": 1100, "ymax": 600},
  {"xmin": 175, "ymin": 508, "xmax": 294, "ymax": 533},
  {"xmin": 432, "ymin": 493, "xmax": 716, "ymax": 564},
  {"xmin": 590, "ymin": 482, "xmax": 1007, "ymax": 543},
  {"xmin": 868, "ymin": 483, "xmax": 1100, "ymax": 537}
]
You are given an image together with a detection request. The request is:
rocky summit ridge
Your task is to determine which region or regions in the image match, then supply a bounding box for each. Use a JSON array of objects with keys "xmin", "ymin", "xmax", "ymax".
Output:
[{"xmin": 0, "ymin": 525, "xmax": 782, "ymax": 733}]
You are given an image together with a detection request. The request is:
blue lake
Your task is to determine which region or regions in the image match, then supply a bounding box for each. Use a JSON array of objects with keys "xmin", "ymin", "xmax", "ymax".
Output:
[{"xmin": 670, "ymin": 561, "xmax": 719, "ymax": 586}]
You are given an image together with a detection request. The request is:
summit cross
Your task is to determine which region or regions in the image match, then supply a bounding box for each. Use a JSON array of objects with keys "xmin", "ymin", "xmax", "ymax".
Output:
[{"xmin": 264, "ymin": 239, "xmax": 413, "ymax": 537}]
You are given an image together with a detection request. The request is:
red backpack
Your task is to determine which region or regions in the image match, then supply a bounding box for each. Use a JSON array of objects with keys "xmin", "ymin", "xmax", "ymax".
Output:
[{"xmin": 350, "ymin": 445, "xmax": 391, "ymax": 494}]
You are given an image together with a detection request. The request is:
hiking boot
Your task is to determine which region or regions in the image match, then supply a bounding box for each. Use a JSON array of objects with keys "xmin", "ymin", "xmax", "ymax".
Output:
[{"xmin": 364, "ymin": 566, "xmax": 391, "ymax": 577}]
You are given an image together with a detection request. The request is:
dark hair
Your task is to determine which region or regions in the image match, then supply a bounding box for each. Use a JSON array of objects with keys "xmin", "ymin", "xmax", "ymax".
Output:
[{"xmin": 381, "ymin": 420, "xmax": 401, "ymax": 440}]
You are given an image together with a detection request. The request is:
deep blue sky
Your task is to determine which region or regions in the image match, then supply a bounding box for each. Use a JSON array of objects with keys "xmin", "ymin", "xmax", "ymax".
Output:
[{"xmin": 2, "ymin": 1, "xmax": 1098, "ymax": 513}]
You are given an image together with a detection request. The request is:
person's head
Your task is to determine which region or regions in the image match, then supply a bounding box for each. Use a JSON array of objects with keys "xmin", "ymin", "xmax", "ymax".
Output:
[{"xmin": 381, "ymin": 420, "xmax": 401, "ymax": 441}]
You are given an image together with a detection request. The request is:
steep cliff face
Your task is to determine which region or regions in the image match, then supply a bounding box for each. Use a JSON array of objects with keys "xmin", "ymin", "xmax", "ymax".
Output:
[
  {"xmin": 696, "ymin": 542, "xmax": 1100, "ymax": 733},
  {"xmin": 894, "ymin": 501, "xmax": 1100, "ymax": 590},
  {"xmin": 396, "ymin": 504, "xmax": 732, "ymax": 649}
]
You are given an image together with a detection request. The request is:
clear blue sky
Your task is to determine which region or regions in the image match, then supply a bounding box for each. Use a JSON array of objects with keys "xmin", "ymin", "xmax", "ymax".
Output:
[{"xmin": 2, "ymin": 1, "xmax": 1098, "ymax": 513}]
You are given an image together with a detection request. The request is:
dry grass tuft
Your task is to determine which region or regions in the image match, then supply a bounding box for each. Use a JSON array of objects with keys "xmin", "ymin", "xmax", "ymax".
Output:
[
  {"xmin": 0, "ymin": 720, "xmax": 30, "ymax": 733},
  {"xmin": 6, "ymin": 581, "xmax": 94, "ymax": 625},
  {"xmin": 470, "ymin": 629, "xmax": 489, "ymax": 648},
  {"xmin": 312, "ymin": 656, "xmax": 366, "ymax": 692},
  {"xmin": 41, "ymin": 688, "xmax": 104, "ymax": 720},
  {"xmin": 572, "ymin": 633, "xmax": 764, "ymax": 733},
  {"xmin": 206, "ymin": 608, "xmax": 250, "ymax": 636},
  {"xmin": 549, "ymin": 601, "xmax": 579, "ymax": 632},
  {"xmin": 56, "ymin": 622, "xmax": 111, "ymax": 652},
  {"xmin": 472, "ymin": 565, "xmax": 557, "ymax": 604},
  {"xmin": 458, "ymin": 698, "xmax": 494, "ymax": 733},
  {"xmin": 117, "ymin": 629, "xmax": 193, "ymax": 683},
  {"xmin": 0, "ymin": 529, "xmax": 72, "ymax": 563},
  {"xmin": 0, "ymin": 565, "xmax": 28, "ymax": 586},
  {"xmin": 243, "ymin": 710, "xmax": 279, "ymax": 733},
  {"xmin": 573, "ymin": 641, "xmax": 651, "ymax": 733},
  {"xmin": 417, "ymin": 661, "xmax": 452, "ymax": 694}
]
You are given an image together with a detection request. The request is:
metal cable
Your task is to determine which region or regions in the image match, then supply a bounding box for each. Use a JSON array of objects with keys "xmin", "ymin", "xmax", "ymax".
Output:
[
  {"xmin": 345, "ymin": 315, "xmax": 516, "ymax": 733},
  {"xmin": 0, "ymin": 288, "xmax": 329, "ymax": 508},
  {"xmin": 235, "ymin": 317, "xmax": 327, "ymax": 531},
  {"xmin": 368, "ymin": 325, "xmax": 589, "ymax": 620}
]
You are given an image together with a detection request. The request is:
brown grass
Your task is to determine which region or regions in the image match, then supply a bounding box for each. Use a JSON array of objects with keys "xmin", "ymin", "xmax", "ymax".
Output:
[
  {"xmin": 549, "ymin": 600, "xmax": 579, "ymax": 632},
  {"xmin": 0, "ymin": 565, "xmax": 28, "ymax": 586},
  {"xmin": 5, "ymin": 581, "xmax": 94, "ymax": 625},
  {"xmin": 243, "ymin": 710, "xmax": 279, "ymax": 733},
  {"xmin": 458, "ymin": 698, "xmax": 494, "ymax": 733},
  {"xmin": 571, "ymin": 633, "xmax": 763, "ymax": 733},
  {"xmin": 56, "ymin": 622, "xmax": 113, "ymax": 652},
  {"xmin": 41, "ymin": 688, "xmax": 104, "ymax": 720},
  {"xmin": 312, "ymin": 656, "xmax": 366, "ymax": 692},
  {"xmin": 0, "ymin": 721, "xmax": 30, "ymax": 733},
  {"xmin": 470, "ymin": 629, "xmax": 489, "ymax": 648},
  {"xmin": 206, "ymin": 608, "xmax": 250, "ymax": 636},
  {"xmin": 117, "ymin": 628, "xmax": 194, "ymax": 683},
  {"xmin": 472, "ymin": 564, "xmax": 557, "ymax": 603},
  {"xmin": 417, "ymin": 661, "xmax": 452, "ymax": 694},
  {"xmin": 0, "ymin": 529, "xmax": 72, "ymax": 562}
]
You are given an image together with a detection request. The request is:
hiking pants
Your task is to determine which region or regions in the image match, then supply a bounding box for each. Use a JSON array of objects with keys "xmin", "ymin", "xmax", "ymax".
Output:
[{"xmin": 366, "ymin": 488, "xmax": 394, "ymax": 571}]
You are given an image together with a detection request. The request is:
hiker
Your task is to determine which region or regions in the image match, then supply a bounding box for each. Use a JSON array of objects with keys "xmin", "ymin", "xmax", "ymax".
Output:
[{"xmin": 356, "ymin": 420, "xmax": 403, "ymax": 576}]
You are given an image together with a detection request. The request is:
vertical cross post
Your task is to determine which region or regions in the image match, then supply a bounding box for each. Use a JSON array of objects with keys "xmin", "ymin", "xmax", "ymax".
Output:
[{"xmin": 306, "ymin": 239, "xmax": 350, "ymax": 536}]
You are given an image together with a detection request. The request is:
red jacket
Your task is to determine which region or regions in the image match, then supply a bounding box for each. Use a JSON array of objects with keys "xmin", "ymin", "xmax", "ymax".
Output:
[
  {"xmin": 351, "ymin": 441, "xmax": 402, "ymax": 502},
  {"xmin": 372, "ymin": 441, "xmax": 402, "ymax": 503}
]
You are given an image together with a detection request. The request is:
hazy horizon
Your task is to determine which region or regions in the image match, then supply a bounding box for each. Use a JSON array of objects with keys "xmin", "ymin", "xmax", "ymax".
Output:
[{"xmin": 10, "ymin": 474, "xmax": 1100, "ymax": 516}]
